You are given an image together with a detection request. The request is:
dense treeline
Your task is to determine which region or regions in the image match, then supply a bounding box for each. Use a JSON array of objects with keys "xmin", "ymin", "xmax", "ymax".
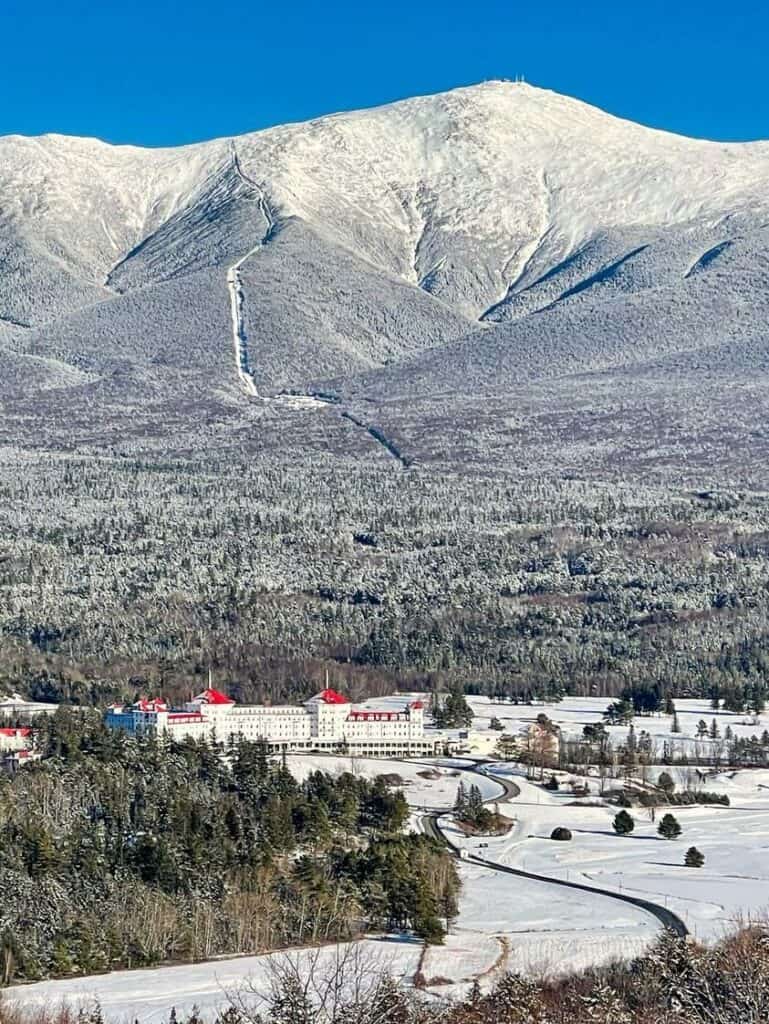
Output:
[
  {"xmin": 5, "ymin": 927, "xmax": 769, "ymax": 1023},
  {"xmin": 0, "ymin": 711, "xmax": 458, "ymax": 985},
  {"xmin": 2, "ymin": 452, "xmax": 769, "ymax": 708}
]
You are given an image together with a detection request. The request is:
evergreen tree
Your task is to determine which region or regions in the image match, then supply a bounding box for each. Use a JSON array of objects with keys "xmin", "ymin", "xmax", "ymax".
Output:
[
  {"xmin": 453, "ymin": 781, "xmax": 468, "ymax": 819},
  {"xmin": 267, "ymin": 975, "xmax": 315, "ymax": 1024},
  {"xmin": 495, "ymin": 734, "xmax": 518, "ymax": 760},
  {"xmin": 657, "ymin": 771, "xmax": 676, "ymax": 796},
  {"xmin": 658, "ymin": 813, "xmax": 682, "ymax": 840},
  {"xmin": 604, "ymin": 698, "xmax": 633, "ymax": 725},
  {"xmin": 750, "ymin": 686, "xmax": 767, "ymax": 716},
  {"xmin": 467, "ymin": 783, "xmax": 485, "ymax": 821},
  {"xmin": 432, "ymin": 686, "xmax": 474, "ymax": 729},
  {"xmin": 613, "ymin": 810, "xmax": 635, "ymax": 836},
  {"xmin": 684, "ymin": 846, "xmax": 705, "ymax": 867}
]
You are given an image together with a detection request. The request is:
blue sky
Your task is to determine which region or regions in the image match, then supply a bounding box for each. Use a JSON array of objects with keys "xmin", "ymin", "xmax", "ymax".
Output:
[{"xmin": 2, "ymin": 0, "xmax": 767, "ymax": 145}]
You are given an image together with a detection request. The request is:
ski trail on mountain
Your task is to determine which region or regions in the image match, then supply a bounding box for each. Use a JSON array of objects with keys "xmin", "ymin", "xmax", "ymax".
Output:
[{"xmin": 226, "ymin": 142, "xmax": 277, "ymax": 398}]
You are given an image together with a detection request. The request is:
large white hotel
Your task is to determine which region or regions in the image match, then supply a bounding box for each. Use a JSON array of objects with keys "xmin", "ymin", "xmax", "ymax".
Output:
[{"xmin": 105, "ymin": 686, "xmax": 439, "ymax": 756}]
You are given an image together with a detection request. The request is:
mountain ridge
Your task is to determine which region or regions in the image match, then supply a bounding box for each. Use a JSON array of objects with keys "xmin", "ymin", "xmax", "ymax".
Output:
[{"xmin": 1, "ymin": 81, "xmax": 768, "ymax": 468}]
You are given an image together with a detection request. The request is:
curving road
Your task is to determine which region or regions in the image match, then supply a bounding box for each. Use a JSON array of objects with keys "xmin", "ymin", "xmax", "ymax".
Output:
[{"xmin": 421, "ymin": 761, "xmax": 688, "ymax": 939}]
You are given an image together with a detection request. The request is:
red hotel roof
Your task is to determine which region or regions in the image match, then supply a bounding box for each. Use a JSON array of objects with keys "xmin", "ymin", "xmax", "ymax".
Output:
[
  {"xmin": 194, "ymin": 688, "xmax": 235, "ymax": 705},
  {"xmin": 0, "ymin": 727, "xmax": 32, "ymax": 737},
  {"xmin": 317, "ymin": 688, "xmax": 350, "ymax": 704}
]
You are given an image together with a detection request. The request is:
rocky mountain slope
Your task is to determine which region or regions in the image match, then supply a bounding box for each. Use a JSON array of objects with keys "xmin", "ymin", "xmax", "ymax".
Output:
[{"xmin": 1, "ymin": 81, "xmax": 768, "ymax": 465}]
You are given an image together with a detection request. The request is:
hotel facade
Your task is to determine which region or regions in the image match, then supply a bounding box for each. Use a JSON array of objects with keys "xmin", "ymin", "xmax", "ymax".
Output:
[{"xmin": 105, "ymin": 687, "xmax": 438, "ymax": 756}]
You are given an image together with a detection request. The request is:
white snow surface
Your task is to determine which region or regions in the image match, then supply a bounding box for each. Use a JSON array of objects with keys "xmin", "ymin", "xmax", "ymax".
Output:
[
  {"xmin": 283, "ymin": 753, "xmax": 504, "ymax": 808},
  {"xmin": 3, "ymin": 81, "xmax": 769, "ymax": 318},
  {"xmin": 3, "ymin": 939, "xmax": 423, "ymax": 1024},
  {"xmin": 455, "ymin": 693, "xmax": 769, "ymax": 943},
  {"xmin": 464, "ymin": 762, "xmax": 769, "ymax": 944}
]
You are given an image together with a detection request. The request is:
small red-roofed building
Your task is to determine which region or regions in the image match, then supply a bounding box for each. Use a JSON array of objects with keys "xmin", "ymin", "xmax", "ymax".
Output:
[{"xmin": 0, "ymin": 727, "xmax": 33, "ymax": 752}]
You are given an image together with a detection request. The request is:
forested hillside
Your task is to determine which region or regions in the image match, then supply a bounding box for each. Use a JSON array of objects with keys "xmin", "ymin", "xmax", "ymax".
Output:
[
  {"xmin": 0, "ymin": 710, "xmax": 457, "ymax": 985},
  {"xmin": 1, "ymin": 449, "xmax": 768, "ymax": 712}
]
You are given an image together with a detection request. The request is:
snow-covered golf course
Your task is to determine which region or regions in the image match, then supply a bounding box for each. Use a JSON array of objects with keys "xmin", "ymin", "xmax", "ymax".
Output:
[{"xmin": 7, "ymin": 696, "xmax": 769, "ymax": 1021}]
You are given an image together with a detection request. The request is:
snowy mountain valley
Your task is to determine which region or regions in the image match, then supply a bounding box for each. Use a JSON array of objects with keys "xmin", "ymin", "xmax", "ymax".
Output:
[
  {"xmin": 5, "ymin": 81, "xmax": 769, "ymax": 1023},
  {"xmin": 2, "ymin": 81, "xmax": 769, "ymax": 723}
]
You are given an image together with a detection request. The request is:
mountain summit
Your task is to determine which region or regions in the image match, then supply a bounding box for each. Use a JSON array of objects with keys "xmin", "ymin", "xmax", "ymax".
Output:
[{"xmin": 1, "ymin": 82, "xmax": 768, "ymax": 463}]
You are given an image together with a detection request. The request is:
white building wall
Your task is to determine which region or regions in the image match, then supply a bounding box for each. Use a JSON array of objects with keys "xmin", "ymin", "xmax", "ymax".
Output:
[{"xmin": 106, "ymin": 691, "xmax": 431, "ymax": 752}]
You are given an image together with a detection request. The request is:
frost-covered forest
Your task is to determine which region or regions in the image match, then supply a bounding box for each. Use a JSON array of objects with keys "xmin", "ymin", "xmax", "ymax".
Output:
[
  {"xmin": 2, "ymin": 447, "xmax": 768, "ymax": 710},
  {"xmin": 0, "ymin": 711, "xmax": 457, "ymax": 984}
]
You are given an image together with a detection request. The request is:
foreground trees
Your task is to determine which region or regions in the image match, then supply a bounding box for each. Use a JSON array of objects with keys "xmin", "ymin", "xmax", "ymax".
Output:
[
  {"xmin": 0, "ymin": 713, "xmax": 459, "ymax": 984},
  {"xmin": 7, "ymin": 926, "xmax": 769, "ymax": 1024}
]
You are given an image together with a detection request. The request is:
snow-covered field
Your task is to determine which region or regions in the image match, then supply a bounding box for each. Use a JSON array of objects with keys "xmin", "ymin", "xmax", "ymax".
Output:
[
  {"xmin": 283, "ymin": 752, "xmax": 505, "ymax": 808},
  {"xmin": 3, "ymin": 939, "xmax": 424, "ymax": 1024},
  {"xmin": 465, "ymin": 694, "xmax": 769, "ymax": 751},
  {"xmin": 451, "ymin": 762, "xmax": 769, "ymax": 943},
  {"xmin": 440, "ymin": 859, "xmax": 655, "ymax": 983}
]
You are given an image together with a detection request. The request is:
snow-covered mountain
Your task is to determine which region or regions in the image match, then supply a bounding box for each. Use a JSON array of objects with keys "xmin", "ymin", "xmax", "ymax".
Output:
[{"xmin": 1, "ymin": 81, "xmax": 768, "ymax": 458}]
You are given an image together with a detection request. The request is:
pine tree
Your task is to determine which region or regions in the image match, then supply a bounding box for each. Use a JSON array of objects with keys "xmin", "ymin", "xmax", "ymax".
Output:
[
  {"xmin": 709, "ymin": 718, "xmax": 720, "ymax": 739},
  {"xmin": 604, "ymin": 698, "xmax": 633, "ymax": 725},
  {"xmin": 685, "ymin": 846, "xmax": 705, "ymax": 867},
  {"xmin": 658, "ymin": 813, "xmax": 682, "ymax": 840},
  {"xmin": 467, "ymin": 783, "xmax": 485, "ymax": 823},
  {"xmin": 671, "ymin": 712, "xmax": 682, "ymax": 734},
  {"xmin": 495, "ymin": 734, "xmax": 518, "ymax": 760},
  {"xmin": 657, "ymin": 771, "xmax": 676, "ymax": 796},
  {"xmin": 267, "ymin": 976, "xmax": 314, "ymax": 1024},
  {"xmin": 453, "ymin": 781, "xmax": 468, "ymax": 819},
  {"xmin": 750, "ymin": 686, "xmax": 767, "ymax": 715},
  {"xmin": 613, "ymin": 810, "xmax": 635, "ymax": 836}
]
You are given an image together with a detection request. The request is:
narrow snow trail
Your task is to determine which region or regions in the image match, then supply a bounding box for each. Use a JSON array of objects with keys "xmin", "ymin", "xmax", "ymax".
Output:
[
  {"xmin": 225, "ymin": 143, "xmax": 277, "ymax": 398},
  {"xmin": 226, "ymin": 249, "xmax": 261, "ymax": 397}
]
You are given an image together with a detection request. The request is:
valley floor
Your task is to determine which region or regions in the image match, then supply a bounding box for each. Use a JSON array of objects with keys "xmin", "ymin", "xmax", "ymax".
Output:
[{"xmin": 9, "ymin": 698, "xmax": 769, "ymax": 1021}]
